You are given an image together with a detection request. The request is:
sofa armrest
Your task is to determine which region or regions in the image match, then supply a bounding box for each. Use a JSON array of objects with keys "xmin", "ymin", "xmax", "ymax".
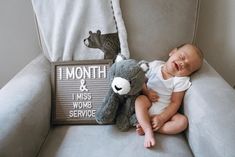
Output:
[
  {"xmin": 184, "ymin": 60, "xmax": 235, "ymax": 157},
  {"xmin": 0, "ymin": 54, "xmax": 51, "ymax": 157}
]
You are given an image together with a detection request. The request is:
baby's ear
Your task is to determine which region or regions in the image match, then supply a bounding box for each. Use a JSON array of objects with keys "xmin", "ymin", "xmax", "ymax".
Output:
[
  {"xmin": 169, "ymin": 48, "xmax": 177, "ymax": 56},
  {"xmin": 138, "ymin": 60, "xmax": 149, "ymax": 73}
]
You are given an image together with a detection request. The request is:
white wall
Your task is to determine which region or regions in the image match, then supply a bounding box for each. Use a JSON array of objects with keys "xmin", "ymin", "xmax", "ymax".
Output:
[
  {"xmin": 0, "ymin": 0, "xmax": 40, "ymax": 88},
  {"xmin": 196, "ymin": 0, "xmax": 235, "ymax": 87}
]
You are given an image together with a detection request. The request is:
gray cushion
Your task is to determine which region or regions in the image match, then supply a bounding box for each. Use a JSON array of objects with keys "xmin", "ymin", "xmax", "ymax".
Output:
[
  {"xmin": 184, "ymin": 61, "xmax": 235, "ymax": 157},
  {"xmin": 38, "ymin": 125, "xmax": 193, "ymax": 157},
  {"xmin": 120, "ymin": 0, "xmax": 199, "ymax": 61},
  {"xmin": 0, "ymin": 55, "xmax": 51, "ymax": 157}
]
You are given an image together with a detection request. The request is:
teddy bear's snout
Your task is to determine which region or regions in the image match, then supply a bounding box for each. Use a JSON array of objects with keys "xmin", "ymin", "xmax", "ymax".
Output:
[
  {"xmin": 114, "ymin": 85, "xmax": 122, "ymax": 91},
  {"xmin": 111, "ymin": 77, "xmax": 131, "ymax": 95}
]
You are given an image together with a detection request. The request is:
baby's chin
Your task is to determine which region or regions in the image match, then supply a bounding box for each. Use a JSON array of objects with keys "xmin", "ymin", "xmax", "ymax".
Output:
[
  {"xmin": 175, "ymin": 73, "xmax": 190, "ymax": 77},
  {"xmin": 168, "ymin": 66, "xmax": 178, "ymax": 75}
]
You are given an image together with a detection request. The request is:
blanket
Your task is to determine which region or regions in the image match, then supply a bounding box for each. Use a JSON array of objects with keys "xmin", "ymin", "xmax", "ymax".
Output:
[{"xmin": 31, "ymin": 0, "xmax": 129, "ymax": 61}]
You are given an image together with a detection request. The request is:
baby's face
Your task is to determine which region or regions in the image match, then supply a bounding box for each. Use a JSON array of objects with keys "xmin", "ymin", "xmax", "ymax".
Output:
[{"xmin": 165, "ymin": 45, "xmax": 202, "ymax": 77}]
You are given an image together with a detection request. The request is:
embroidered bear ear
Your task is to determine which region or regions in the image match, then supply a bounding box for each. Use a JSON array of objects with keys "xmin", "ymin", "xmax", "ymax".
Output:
[
  {"xmin": 115, "ymin": 53, "xmax": 127, "ymax": 63},
  {"xmin": 138, "ymin": 60, "xmax": 149, "ymax": 73},
  {"xmin": 97, "ymin": 30, "xmax": 101, "ymax": 35}
]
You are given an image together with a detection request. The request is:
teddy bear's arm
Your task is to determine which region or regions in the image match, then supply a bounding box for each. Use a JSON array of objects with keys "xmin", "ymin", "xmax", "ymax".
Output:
[
  {"xmin": 95, "ymin": 89, "xmax": 120, "ymax": 124},
  {"xmin": 116, "ymin": 95, "xmax": 137, "ymax": 131}
]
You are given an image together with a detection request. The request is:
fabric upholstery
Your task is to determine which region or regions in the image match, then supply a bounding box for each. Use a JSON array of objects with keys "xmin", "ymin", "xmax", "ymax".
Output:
[
  {"xmin": 0, "ymin": 55, "xmax": 51, "ymax": 157},
  {"xmin": 120, "ymin": 0, "xmax": 199, "ymax": 61},
  {"xmin": 38, "ymin": 125, "xmax": 193, "ymax": 157},
  {"xmin": 184, "ymin": 61, "xmax": 235, "ymax": 157}
]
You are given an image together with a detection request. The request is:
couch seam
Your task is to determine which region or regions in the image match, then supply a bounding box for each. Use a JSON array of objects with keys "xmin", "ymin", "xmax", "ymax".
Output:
[
  {"xmin": 35, "ymin": 128, "xmax": 51, "ymax": 157},
  {"xmin": 34, "ymin": 82, "xmax": 51, "ymax": 157},
  {"xmin": 192, "ymin": 0, "xmax": 201, "ymax": 44}
]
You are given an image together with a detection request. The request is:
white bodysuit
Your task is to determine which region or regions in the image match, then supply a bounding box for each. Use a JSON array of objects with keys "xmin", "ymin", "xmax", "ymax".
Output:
[{"xmin": 146, "ymin": 60, "xmax": 191, "ymax": 115}]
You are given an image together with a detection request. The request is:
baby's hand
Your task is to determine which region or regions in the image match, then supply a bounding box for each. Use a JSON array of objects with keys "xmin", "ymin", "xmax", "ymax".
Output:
[
  {"xmin": 151, "ymin": 115, "xmax": 164, "ymax": 131},
  {"xmin": 146, "ymin": 89, "xmax": 159, "ymax": 102}
]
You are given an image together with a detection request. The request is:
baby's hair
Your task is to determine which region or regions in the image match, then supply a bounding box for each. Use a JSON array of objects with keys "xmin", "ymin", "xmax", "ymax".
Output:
[
  {"xmin": 176, "ymin": 43, "xmax": 187, "ymax": 49},
  {"xmin": 176, "ymin": 43, "xmax": 204, "ymax": 61}
]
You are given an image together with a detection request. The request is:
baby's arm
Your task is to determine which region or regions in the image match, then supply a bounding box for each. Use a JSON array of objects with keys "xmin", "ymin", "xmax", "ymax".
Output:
[
  {"xmin": 142, "ymin": 78, "xmax": 159, "ymax": 102},
  {"xmin": 151, "ymin": 91, "xmax": 185, "ymax": 131}
]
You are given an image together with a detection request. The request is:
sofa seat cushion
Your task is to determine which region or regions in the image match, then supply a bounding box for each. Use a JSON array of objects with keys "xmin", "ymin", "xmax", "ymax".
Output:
[{"xmin": 38, "ymin": 125, "xmax": 193, "ymax": 157}]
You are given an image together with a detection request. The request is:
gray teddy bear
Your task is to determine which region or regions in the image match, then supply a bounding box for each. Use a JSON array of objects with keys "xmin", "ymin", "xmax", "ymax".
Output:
[{"xmin": 95, "ymin": 59, "xmax": 149, "ymax": 131}]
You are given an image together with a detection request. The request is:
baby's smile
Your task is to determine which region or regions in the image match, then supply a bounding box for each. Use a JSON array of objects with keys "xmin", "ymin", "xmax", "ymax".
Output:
[{"xmin": 173, "ymin": 61, "xmax": 180, "ymax": 71}]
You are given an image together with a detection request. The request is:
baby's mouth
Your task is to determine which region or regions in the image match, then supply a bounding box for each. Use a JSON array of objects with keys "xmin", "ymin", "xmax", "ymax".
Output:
[{"xmin": 173, "ymin": 62, "xmax": 179, "ymax": 71}]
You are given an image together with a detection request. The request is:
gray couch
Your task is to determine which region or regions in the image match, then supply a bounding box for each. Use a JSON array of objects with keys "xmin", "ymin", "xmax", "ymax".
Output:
[{"xmin": 1, "ymin": 0, "xmax": 235, "ymax": 157}]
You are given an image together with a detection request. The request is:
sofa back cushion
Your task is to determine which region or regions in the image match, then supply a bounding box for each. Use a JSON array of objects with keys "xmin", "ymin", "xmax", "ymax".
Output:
[{"xmin": 120, "ymin": 0, "xmax": 199, "ymax": 61}]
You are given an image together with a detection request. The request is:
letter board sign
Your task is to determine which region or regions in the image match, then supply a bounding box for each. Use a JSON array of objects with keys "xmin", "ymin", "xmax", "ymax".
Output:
[{"xmin": 51, "ymin": 60, "xmax": 112, "ymax": 124}]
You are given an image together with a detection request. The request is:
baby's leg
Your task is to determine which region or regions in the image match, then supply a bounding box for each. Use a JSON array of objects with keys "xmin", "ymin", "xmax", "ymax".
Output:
[
  {"xmin": 158, "ymin": 113, "xmax": 188, "ymax": 134},
  {"xmin": 135, "ymin": 95, "xmax": 155, "ymax": 148}
]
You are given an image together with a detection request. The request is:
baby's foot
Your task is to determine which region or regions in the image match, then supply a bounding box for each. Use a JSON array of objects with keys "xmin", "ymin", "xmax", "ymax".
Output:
[
  {"xmin": 136, "ymin": 124, "xmax": 145, "ymax": 135},
  {"xmin": 144, "ymin": 129, "xmax": 156, "ymax": 148}
]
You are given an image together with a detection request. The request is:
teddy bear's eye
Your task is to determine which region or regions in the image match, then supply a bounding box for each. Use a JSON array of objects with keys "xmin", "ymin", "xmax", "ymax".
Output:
[{"xmin": 130, "ymin": 78, "xmax": 136, "ymax": 85}]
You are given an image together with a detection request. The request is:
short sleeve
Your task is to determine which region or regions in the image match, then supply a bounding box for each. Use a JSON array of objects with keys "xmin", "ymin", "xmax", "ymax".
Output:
[
  {"xmin": 145, "ymin": 60, "xmax": 164, "ymax": 78},
  {"xmin": 173, "ymin": 77, "xmax": 192, "ymax": 92},
  {"xmin": 145, "ymin": 62, "xmax": 153, "ymax": 78}
]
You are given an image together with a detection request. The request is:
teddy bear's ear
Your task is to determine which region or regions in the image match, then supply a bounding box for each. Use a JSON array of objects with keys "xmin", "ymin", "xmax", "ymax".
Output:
[
  {"xmin": 89, "ymin": 31, "xmax": 92, "ymax": 35},
  {"xmin": 115, "ymin": 53, "xmax": 127, "ymax": 63},
  {"xmin": 138, "ymin": 60, "xmax": 149, "ymax": 73}
]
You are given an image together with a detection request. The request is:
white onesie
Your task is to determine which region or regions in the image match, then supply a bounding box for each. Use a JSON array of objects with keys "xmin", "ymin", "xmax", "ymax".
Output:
[{"xmin": 146, "ymin": 60, "xmax": 191, "ymax": 115}]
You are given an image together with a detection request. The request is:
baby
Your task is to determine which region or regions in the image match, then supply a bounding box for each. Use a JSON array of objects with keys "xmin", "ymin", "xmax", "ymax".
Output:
[{"xmin": 135, "ymin": 43, "xmax": 203, "ymax": 148}]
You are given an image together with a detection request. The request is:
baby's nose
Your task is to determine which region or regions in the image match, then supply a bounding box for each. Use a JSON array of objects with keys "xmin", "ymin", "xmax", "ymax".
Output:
[{"xmin": 179, "ymin": 62, "xmax": 185, "ymax": 69}]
